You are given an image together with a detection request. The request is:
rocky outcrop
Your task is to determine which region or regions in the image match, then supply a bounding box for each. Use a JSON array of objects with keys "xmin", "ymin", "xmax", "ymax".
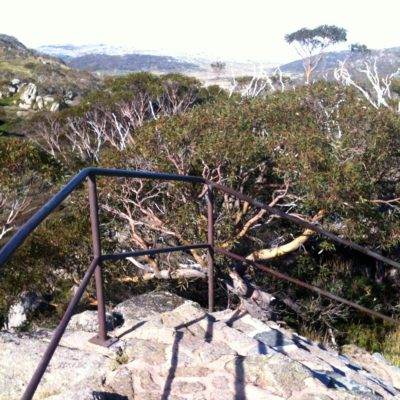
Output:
[
  {"xmin": 1, "ymin": 79, "xmax": 74, "ymax": 112},
  {"xmin": 19, "ymin": 82, "xmax": 37, "ymax": 106},
  {"xmin": 1, "ymin": 291, "xmax": 400, "ymax": 399},
  {"xmin": 6, "ymin": 291, "xmax": 51, "ymax": 331},
  {"xmin": 17, "ymin": 82, "xmax": 61, "ymax": 111}
]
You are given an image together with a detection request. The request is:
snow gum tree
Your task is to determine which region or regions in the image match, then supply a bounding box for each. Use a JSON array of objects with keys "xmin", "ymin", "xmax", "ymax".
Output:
[{"xmin": 285, "ymin": 25, "xmax": 347, "ymax": 84}]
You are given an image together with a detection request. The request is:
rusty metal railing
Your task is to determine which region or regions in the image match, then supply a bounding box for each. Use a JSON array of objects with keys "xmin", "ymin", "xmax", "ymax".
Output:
[{"xmin": 0, "ymin": 167, "xmax": 399, "ymax": 400}]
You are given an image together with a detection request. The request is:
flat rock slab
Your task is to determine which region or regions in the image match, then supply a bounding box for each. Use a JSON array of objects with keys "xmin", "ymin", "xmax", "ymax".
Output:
[
  {"xmin": 0, "ymin": 331, "xmax": 109, "ymax": 400},
  {"xmin": 254, "ymin": 329, "xmax": 297, "ymax": 351},
  {"xmin": 2, "ymin": 292, "xmax": 400, "ymax": 400},
  {"xmin": 114, "ymin": 291, "xmax": 186, "ymax": 323}
]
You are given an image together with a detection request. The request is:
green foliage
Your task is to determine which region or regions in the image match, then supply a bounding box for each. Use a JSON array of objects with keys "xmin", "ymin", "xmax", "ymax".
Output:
[
  {"xmin": 0, "ymin": 195, "xmax": 93, "ymax": 320},
  {"xmin": 115, "ymin": 352, "xmax": 129, "ymax": 365},
  {"xmin": 0, "ymin": 97, "xmax": 14, "ymax": 106},
  {"xmin": 198, "ymin": 85, "xmax": 229, "ymax": 103},
  {"xmin": 0, "ymin": 138, "xmax": 69, "ymax": 320},
  {"xmin": 96, "ymin": 82, "xmax": 400, "ymax": 250},
  {"xmin": 0, "ymin": 138, "xmax": 62, "ymax": 190},
  {"xmin": 2, "ymin": 75, "xmax": 400, "ymax": 351},
  {"xmin": 96, "ymin": 72, "xmax": 202, "ymax": 106},
  {"xmin": 24, "ymin": 62, "xmax": 37, "ymax": 70},
  {"xmin": 26, "ymin": 72, "xmax": 224, "ymax": 169},
  {"xmin": 391, "ymin": 79, "xmax": 400, "ymax": 97},
  {"xmin": 343, "ymin": 322, "xmax": 395, "ymax": 354},
  {"xmin": 285, "ymin": 25, "xmax": 347, "ymax": 49},
  {"xmin": 101, "ymin": 72, "xmax": 164, "ymax": 102},
  {"xmin": 350, "ymin": 43, "xmax": 371, "ymax": 55}
]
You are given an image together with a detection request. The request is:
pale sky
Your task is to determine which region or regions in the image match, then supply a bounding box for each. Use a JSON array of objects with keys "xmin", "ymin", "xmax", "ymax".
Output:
[{"xmin": 2, "ymin": 0, "xmax": 399, "ymax": 63}]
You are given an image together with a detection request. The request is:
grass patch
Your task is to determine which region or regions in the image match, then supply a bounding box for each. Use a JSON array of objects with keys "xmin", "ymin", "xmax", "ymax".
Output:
[
  {"xmin": 115, "ymin": 353, "xmax": 129, "ymax": 365},
  {"xmin": 0, "ymin": 97, "xmax": 14, "ymax": 106},
  {"xmin": 0, "ymin": 61, "xmax": 33, "ymax": 77},
  {"xmin": 382, "ymin": 328, "xmax": 400, "ymax": 366},
  {"xmin": 0, "ymin": 121, "xmax": 16, "ymax": 133}
]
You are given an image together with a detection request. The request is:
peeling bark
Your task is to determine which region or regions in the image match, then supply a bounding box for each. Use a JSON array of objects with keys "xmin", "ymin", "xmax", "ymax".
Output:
[{"xmin": 246, "ymin": 210, "xmax": 325, "ymax": 261}]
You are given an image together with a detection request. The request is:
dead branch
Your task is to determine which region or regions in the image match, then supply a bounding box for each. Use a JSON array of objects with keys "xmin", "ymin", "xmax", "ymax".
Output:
[
  {"xmin": 335, "ymin": 58, "xmax": 400, "ymax": 111},
  {"xmin": 246, "ymin": 210, "xmax": 325, "ymax": 261},
  {"xmin": 225, "ymin": 268, "xmax": 276, "ymax": 320},
  {"xmin": 235, "ymin": 181, "xmax": 290, "ymax": 240},
  {"xmin": 370, "ymin": 197, "xmax": 400, "ymax": 205},
  {"xmin": 0, "ymin": 192, "xmax": 30, "ymax": 240},
  {"xmin": 119, "ymin": 268, "xmax": 206, "ymax": 283},
  {"xmin": 33, "ymin": 114, "xmax": 66, "ymax": 160}
]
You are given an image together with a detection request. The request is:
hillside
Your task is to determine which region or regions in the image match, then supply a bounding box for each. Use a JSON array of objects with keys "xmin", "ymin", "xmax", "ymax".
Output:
[
  {"xmin": 280, "ymin": 46, "xmax": 400, "ymax": 81},
  {"xmin": 0, "ymin": 34, "xmax": 99, "ymax": 134},
  {"xmin": 67, "ymin": 53, "xmax": 199, "ymax": 74},
  {"xmin": 0, "ymin": 34, "xmax": 98, "ymax": 94}
]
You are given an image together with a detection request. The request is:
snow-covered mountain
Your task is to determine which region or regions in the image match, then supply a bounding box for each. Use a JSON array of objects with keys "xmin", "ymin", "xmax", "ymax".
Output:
[
  {"xmin": 35, "ymin": 44, "xmax": 160, "ymax": 60},
  {"xmin": 35, "ymin": 44, "xmax": 203, "ymax": 74}
]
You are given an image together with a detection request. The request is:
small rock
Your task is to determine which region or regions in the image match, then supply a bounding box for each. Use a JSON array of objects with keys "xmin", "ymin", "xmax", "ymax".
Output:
[
  {"xmin": 50, "ymin": 102, "xmax": 60, "ymax": 112},
  {"xmin": 6, "ymin": 292, "xmax": 49, "ymax": 331},
  {"xmin": 254, "ymin": 328, "xmax": 297, "ymax": 351},
  {"xmin": 138, "ymin": 370, "xmax": 160, "ymax": 391},
  {"xmin": 64, "ymin": 90, "xmax": 75, "ymax": 100},
  {"xmin": 161, "ymin": 301, "xmax": 206, "ymax": 328},
  {"xmin": 68, "ymin": 310, "xmax": 123, "ymax": 333},
  {"xmin": 18, "ymin": 102, "xmax": 31, "ymax": 110},
  {"xmin": 43, "ymin": 95, "xmax": 55, "ymax": 104},
  {"xmin": 36, "ymin": 95, "xmax": 44, "ymax": 109},
  {"xmin": 171, "ymin": 381, "xmax": 206, "ymax": 394},
  {"xmin": 19, "ymin": 82, "xmax": 37, "ymax": 105},
  {"xmin": 114, "ymin": 291, "xmax": 186, "ymax": 324},
  {"xmin": 125, "ymin": 339, "xmax": 167, "ymax": 365},
  {"xmin": 105, "ymin": 367, "xmax": 134, "ymax": 399}
]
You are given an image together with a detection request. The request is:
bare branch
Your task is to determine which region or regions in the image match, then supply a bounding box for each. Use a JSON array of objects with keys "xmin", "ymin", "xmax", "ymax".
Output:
[
  {"xmin": 335, "ymin": 58, "xmax": 400, "ymax": 111},
  {"xmin": 0, "ymin": 191, "xmax": 30, "ymax": 240}
]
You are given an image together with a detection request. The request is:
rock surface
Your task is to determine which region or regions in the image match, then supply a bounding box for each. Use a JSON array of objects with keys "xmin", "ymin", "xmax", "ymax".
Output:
[{"xmin": 1, "ymin": 291, "xmax": 400, "ymax": 399}]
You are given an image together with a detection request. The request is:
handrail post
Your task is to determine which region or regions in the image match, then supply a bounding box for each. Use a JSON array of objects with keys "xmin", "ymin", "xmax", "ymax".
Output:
[
  {"xmin": 88, "ymin": 174, "xmax": 116, "ymax": 347},
  {"xmin": 206, "ymin": 186, "xmax": 215, "ymax": 312}
]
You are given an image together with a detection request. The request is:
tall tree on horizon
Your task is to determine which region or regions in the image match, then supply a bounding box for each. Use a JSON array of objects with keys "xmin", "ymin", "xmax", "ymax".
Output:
[{"xmin": 285, "ymin": 25, "xmax": 347, "ymax": 84}]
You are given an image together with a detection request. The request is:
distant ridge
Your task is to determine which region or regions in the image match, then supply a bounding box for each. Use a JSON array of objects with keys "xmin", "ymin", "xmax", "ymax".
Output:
[
  {"xmin": 67, "ymin": 53, "xmax": 199, "ymax": 73},
  {"xmin": 36, "ymin": 44, "xmax": 200, "ymax": 74}
]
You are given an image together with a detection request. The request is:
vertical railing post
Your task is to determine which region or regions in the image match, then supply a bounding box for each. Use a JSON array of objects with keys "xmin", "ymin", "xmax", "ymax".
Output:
[
  {"xmin": 88, "ymin": 174, "xmax": 116, "ymax": 346},
  {"xmin": 206, "ymin": 186, "xmax": 215, "ymax": 312}
]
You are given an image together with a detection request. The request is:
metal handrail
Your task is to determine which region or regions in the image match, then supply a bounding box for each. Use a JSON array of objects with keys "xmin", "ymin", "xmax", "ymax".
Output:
[
  {"xmin": 2, "ymin": 167, "xmax": 399, "ymax": 269},
  {"xmin": 208, "ymin": 181, "xmax": 400, "ymax": 270},
  {"xmin": 217, "ymin": 248, "xmax": 399, "ymax": 325},
  {"xmin": 0, "ymin": 168, "xmax": 204, "ymax": 266},
  {"xmin": 0, "ymin": 167, "xmax": 399, "ymax": 399}
]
